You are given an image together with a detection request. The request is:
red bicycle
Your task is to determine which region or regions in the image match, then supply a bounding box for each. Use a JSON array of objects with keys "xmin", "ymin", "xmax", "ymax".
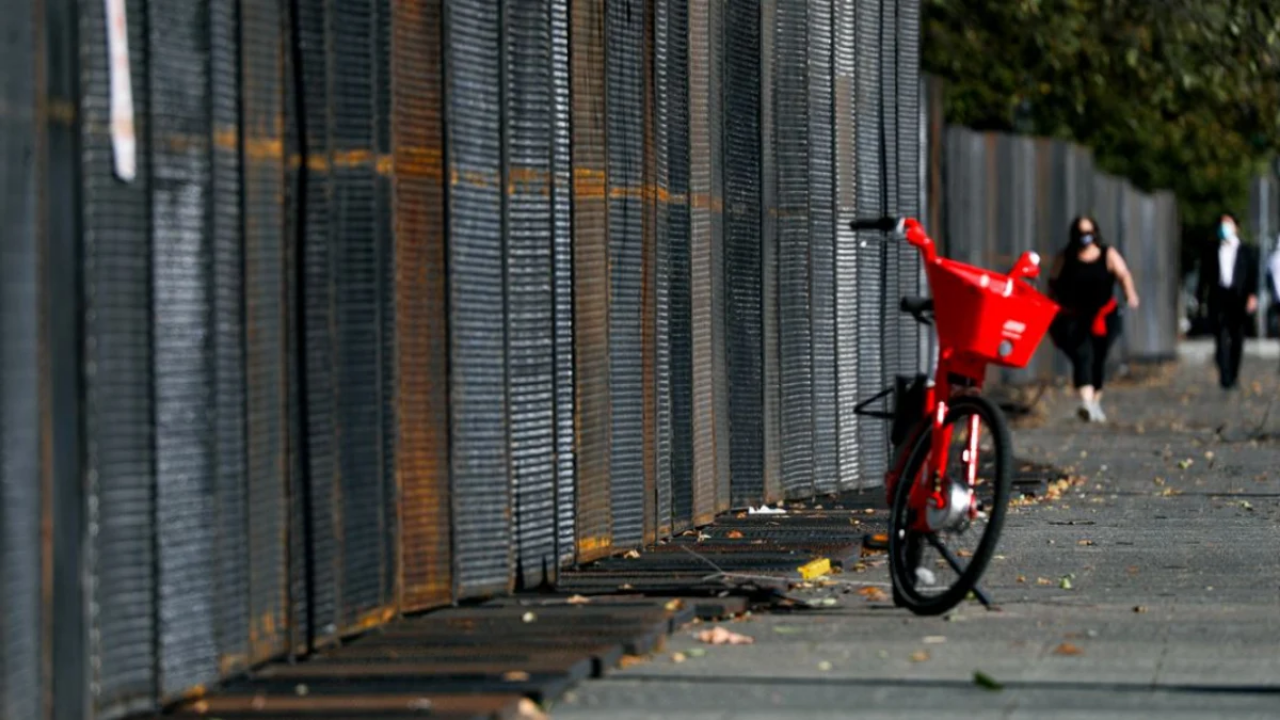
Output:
[{"xmin": 852, "ymin": 216, "xmax": 1059, "ymax": 615}]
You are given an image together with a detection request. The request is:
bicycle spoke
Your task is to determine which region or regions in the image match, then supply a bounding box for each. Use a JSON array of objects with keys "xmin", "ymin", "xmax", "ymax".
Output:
[
  {"xmin": 927, "ymin": 534, "xmax": 993, "ymax": 608},
  {"xmin": 890, "ymin": 396, "xmax": 1010, "ymax": 615},
  {"xmin": 966, "ymin": 414, "xmax": 980, "ymax": 487}
]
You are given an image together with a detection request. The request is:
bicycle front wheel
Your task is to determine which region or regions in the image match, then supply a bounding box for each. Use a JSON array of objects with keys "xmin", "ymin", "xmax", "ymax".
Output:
[{"xmin": 888, "ymin": 395, "xmax": 1012, "ymax": 615}]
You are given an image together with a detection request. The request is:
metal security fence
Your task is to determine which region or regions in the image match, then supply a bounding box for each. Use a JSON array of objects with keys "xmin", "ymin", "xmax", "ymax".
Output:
[
  {"xmin": 1247, "ymin": 175, "xmax": 1279, "ymax": 337},
  {"xmin": 2, "ymin": 0, "xmax": 924, "ymax": 716},
  {"xmin": 940, "ymin": 126, "xmax": 1181, "ymax": 383}
]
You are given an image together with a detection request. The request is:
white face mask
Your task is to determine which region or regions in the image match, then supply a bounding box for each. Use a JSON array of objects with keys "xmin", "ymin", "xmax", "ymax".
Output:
[{"xmin": 1220, "ymin": 223, "xmax": 1238, "ymax": 241}]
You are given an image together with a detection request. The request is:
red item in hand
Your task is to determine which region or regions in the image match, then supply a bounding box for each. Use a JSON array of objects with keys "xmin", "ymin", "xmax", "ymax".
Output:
[{"xmin": 1091, "ymin": 298, "xmax": 1118, "ymax": 337}]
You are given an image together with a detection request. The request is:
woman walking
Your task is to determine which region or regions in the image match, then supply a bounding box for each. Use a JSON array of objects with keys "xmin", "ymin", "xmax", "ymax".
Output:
[{"xmin": 1048, "ymin": 216, "xmax": 1140, "ymax": 422}]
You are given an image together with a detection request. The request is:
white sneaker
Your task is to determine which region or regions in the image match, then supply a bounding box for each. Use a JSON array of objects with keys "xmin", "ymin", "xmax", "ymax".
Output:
[
  {"xmin": 916, "ymin": 567, "xmax": 938, "ymax": 587},
  {"xmin": 1090, "ymin": 401, "xmax": 1107, "ymax": 423}
]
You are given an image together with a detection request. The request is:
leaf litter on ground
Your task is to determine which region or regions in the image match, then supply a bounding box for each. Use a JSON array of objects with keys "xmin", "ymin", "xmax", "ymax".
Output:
[
  {"xmin": 974, "ymin": 671, "xmax": 1003, "ymax": 691},
  {"xmin": 857, "ymin": 586, "xmax": 889, "ymax": 603},
  {"xmin": 696, "ymin": 626, "xmax": 754, "ymax": 645}
]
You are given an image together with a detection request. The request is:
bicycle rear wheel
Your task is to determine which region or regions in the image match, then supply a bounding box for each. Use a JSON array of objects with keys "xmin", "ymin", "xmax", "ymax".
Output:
[{"xmin": 888, "ymin": 395, "xmax": 1012, "ymax": 615}]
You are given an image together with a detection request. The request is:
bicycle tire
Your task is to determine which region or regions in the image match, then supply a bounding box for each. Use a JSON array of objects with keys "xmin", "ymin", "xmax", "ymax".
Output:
[{"xmin": 888, "ymin": 395, "xmax": 1012, "ymax": 616}]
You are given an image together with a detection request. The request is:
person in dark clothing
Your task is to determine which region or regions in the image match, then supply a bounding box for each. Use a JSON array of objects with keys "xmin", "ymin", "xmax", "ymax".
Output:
[
  {"xmin": 1048, "ymin": 216, "xmax": 1140, "ymax": 422},
  {"xmin": 1197, "ymin": 212, "xmax": 1260, "ymax": 390}
]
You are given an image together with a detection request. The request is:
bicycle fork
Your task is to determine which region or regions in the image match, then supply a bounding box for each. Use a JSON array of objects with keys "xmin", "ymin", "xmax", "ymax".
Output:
[{"xmin": 910, "ymin": 396, "xmax": 981, "ymax": 535}]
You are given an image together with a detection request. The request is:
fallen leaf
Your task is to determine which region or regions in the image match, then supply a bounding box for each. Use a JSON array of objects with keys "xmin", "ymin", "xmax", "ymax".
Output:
[
  {"xmin": 1036, "ymin": 577, "xmax": 1052, "ymax": 586},
  {"xmin": 974, "ymin": 671, "xmax": 1003, "ymax": 691},
  {"xmin": 1016, "ymin": 575, "xmax": 1027, "ymax": 584},
  {"xmin": 671, "ymin": 652, "xmax": 687, "ymax": 664},
  {"xmin": 1059, "ymin": 576, "xmax": 1073, "ymax": 590},
  {"xmin": 956, "ymin": 549, "xmax": 974, "ymax": 558},
  {"xmin": 515, "ymin": 698, "xmax": 549, "ymax": 720},
  {"xmin": 1239, "ymin": 501, "xmax": 1254, "ymax": 511},
  {"xmin": 503, "ymin": 671, "xmax": 531, "ymax": 682},
  {"xmin": 857, "ymin": 586, "xmax": 890, "ymax": 603},
  {"xmin": 686, "ymin": 648, "xmax": 707, "ymax": 658},
  {"xmin": 623, "ymin": 549, "xmax": 642, "ymax": 559},
  {"xmin": 664, "ymin": 599, "xmax": 684, "ymax": 612},
  {"xmin": 295, "ymin": 684, "xmax": 309, "ymax": 697},
  {"xmin": 1054, "ymin": 642, "xmax": 1083, "ymax": 656},
  {"xmin": 864, "ymin": 508, "xmax": 877, "ymax": 515},
  {"xmin": 817, "ymin": 660, "xmax": 833, "ymax": 671},
  {"xmin": 726, "ymin": 530, "xmax": 745, "ymax": 539},
  {"xmin": 1178, "ymin": 459, "xmax": 1194, "ymax": 470},
  {"xmin": 923, "ymin": 635, "xmax": 947, "ymax": 644},
  {"xmin": 618, "ymin": 655, "xmax": 648, "ymax": 668},
  {"xmin": 1077, "ymin": 539, "xmax": 1096, "ymax": 546},
  {"xmin": 696, "ymin": 626, "xmax": 754, "ymax": 645},
  {"xmin": 772, "ymin": 626, "xmax": 802, "ymax": 635},
  {"xmin": 522, "ymin": 612, "xmax": 537, "ymax": 623},
  {"xmin": 565, "ymin": 594, "xmax": 591, "ymax": 605},
  {"xmin": 910, "ymin": 650, "xmax": 931, "ymax": 662},
  {"xmin": 1133, "ymin": 605, "xmax": 1148, "ymax": 613},
  {"xmin": 798, "ymin": 558, "xmax": 832, "ymax": 580}
]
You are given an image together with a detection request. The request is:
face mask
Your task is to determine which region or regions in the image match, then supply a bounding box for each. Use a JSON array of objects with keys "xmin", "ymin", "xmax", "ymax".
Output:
[
  {"xmin": 1079, "ymin": 232, "xmax": 1094, "ymax": 245},
  {"xmin": 1220, "ymin": 223, "xmax": 1237, "ymax": 241}
]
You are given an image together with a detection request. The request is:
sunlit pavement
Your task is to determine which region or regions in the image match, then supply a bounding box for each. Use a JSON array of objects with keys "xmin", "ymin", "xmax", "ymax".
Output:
[{"xmin": 553, "ymin": 355, "xmax": 1280, "ymax": 719}]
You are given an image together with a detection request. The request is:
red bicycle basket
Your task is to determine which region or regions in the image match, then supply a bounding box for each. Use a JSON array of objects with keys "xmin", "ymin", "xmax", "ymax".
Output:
[{"xmin": 925, "ymin": 257, "xmax": 1059, "ymax": 369}]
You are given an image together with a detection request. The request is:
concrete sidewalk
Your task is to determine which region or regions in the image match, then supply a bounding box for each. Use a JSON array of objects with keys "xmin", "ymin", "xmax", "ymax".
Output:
[
  {"xmin": 553, "ymin": 356, "xmax": 1280, "ymax": 719},
  {"xmin": 1178, "ymin": 336, "xmax": 1280, "ymax": 361}
]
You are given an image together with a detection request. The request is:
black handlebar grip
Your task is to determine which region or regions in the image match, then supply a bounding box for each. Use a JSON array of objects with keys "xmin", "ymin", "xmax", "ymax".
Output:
[
  {"xmin": 899, "ymin": 296, "xmax": 934, "ymax": 315},
  {"xmin": 849, "ymin": 216, "xmax": 899, "ymax": 232}
]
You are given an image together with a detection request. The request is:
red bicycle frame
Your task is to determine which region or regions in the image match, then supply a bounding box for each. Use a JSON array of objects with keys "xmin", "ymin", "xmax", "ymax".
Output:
[{"xmin": 884, "ymin": 218, "xmax": 1056, "ymax": 532}]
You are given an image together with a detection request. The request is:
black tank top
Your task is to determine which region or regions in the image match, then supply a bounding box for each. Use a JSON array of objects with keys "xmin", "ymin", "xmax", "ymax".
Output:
[{"xmin": 1056, "ymin": 244, "xmax": 1116, "ymax": 315}]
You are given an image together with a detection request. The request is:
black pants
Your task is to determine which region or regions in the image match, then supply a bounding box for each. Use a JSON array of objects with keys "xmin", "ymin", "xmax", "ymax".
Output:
[
  {"xmin": 1051, "ymin": 314, "xmax": 1118, "ymax": 390},
  {"xmin": 1211, "ymin": 310, "xmax": 1246, "ymax": 389}
]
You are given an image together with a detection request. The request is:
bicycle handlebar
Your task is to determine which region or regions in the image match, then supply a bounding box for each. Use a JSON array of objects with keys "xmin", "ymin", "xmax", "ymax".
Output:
[
  {"xmin": 851, "ymin": 216, "xmax": 938, "ymax": 263},
  {"xmin": 849, "ymin": 216, "xmax": 902, "ymax": 233}
]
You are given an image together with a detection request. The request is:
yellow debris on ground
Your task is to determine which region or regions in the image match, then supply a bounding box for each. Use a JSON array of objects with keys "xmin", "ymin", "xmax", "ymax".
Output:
[{"xmin": 797, "ymin": 558, "xmax": 832, "ymax": 581}]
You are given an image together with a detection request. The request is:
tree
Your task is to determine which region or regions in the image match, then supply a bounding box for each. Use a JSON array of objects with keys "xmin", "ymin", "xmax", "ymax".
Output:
[{"xmin": 923, "ymin": 0, "xmax": 1280, "ymax": 272}]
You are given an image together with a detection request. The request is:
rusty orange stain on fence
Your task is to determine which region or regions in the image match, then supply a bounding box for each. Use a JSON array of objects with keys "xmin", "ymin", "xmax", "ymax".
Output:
[
  {"xmin": 353, "ymin": 605, "xmax": 397, "ymax": 632},
  {"xmin": 218, "ymin": 654, "xmax": 249, "ymax": 677},
  {"xmin": 395, "ymin": 146, "xmax": 443, "ymax": 179},
  {"xmin": 507, "ymin": 166, "xmax": 552, "ymax": 196},
  {"xmin": 690, "ymin": 193, "xmax": 724, "ymax": 212},
  {"xmin": 577, "ymin": 535, "xmax": 612, "ymax": 555},
  {"xmin": 574, "ymin": 167, "xmax": 607, "ymax": 199},
  {"xmin": 450, "ymin": 168, "xmax": 498, "ymax": 188}
]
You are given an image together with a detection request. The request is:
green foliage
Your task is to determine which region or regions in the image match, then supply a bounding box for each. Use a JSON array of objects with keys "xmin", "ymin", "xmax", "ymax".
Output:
[{"xmin": 924, "ymin": 0, "xmax": 1280, "ymax": 271}]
